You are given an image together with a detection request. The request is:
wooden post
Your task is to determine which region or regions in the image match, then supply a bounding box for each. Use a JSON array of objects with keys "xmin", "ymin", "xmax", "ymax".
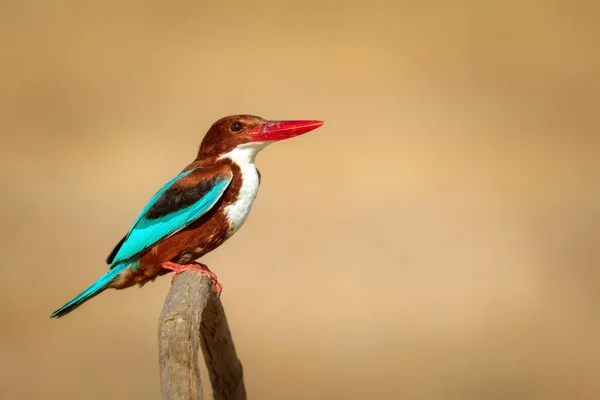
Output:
[{"xmin": 158, "ymin": 271, "xmax": 246, "ymax": 400}]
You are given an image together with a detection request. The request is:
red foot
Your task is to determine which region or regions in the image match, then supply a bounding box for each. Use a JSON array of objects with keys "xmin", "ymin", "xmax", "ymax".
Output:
[{"xmin": 161, "ymin": 261, "xmax": 222, "ymax": 296}]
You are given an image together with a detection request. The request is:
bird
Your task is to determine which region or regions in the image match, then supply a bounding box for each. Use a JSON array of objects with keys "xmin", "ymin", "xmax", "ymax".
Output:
[{"xmin": 50, "ymin": 115, "xmax": 324, "ymax": 318}]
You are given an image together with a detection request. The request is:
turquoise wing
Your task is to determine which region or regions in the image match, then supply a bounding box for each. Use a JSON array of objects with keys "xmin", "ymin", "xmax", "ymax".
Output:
[{"xmin": 109, "ymin": 166, "xmax": 232, "ymax": 265}]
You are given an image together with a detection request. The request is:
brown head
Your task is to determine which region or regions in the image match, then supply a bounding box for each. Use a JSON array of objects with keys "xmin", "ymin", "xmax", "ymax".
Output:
[{"xmin": 197, "ymin": 114, "xmax": 324, "ymax": 161}]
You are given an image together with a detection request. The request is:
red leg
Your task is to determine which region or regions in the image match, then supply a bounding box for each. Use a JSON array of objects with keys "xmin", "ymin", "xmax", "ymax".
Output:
[{"xmin": 161, "ymin": 261, "xmax": 222, "ymax": 295}]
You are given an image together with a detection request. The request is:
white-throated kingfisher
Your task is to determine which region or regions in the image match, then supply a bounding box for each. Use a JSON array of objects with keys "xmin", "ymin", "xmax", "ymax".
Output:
[{"xmin": 51, "ymin": 115, "xmax": 324, "ymax": 318}]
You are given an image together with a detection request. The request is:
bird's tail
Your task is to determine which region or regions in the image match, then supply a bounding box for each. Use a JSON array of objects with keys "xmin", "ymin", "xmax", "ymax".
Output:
[{"xmin": 50, "ymin": 261, "xmax": 129, "ymax": 318}]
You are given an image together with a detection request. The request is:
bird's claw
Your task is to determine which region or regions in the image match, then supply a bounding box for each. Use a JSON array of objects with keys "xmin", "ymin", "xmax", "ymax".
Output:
[{"xmin": 161, "ymin": 261, "xmax": 223, "ymax": 297}]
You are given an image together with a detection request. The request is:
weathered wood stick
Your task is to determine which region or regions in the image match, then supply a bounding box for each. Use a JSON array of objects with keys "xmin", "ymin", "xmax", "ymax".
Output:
[
  {"xmin": 158, "ymin": 270, "xmax": 246, "ymax": 400},
  {"xmin": 200, "ymin": 294, "xmax": 246, "ymax": 400}
]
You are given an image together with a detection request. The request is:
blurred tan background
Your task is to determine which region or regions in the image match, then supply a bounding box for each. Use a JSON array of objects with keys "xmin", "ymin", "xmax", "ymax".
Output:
[{"xmin": 1, "ymin": 1, "xmax": 599, "ymax": 399}]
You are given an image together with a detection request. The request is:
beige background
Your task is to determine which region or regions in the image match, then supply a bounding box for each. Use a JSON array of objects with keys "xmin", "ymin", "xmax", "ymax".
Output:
[{"xmin": 1, "ymin": 1, "xmax": 599, "ymax": 399}]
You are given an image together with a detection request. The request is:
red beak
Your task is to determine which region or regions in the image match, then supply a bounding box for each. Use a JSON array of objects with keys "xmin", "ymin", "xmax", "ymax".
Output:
[{"xmin": 251, "ymin": 120, "xmax": 324, "ymax": 142}]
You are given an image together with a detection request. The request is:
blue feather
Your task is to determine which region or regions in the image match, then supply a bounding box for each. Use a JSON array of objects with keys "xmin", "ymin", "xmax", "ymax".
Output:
[
  {"xmin": 128, "ymin": 168, "xmax": 197, "ymax": 228},
  {"xmin": 51, "ymin": 167, "xmax": 231, "ymax": 318},
  {"xmin": 50, "ymin": 260, "xmax": 136, "ymax": 318},
  {"xmin": 110, "ymin": 172, "xmax": 231, "ymax": 265}
]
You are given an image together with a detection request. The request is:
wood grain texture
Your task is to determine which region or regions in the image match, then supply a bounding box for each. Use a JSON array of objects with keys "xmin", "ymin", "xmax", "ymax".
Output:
[
  {"xmin": 200, "ymin": 296, "xmax": 247, "ymax": 400},
  {"xmin": 158, "ymin": 271, "xmax": 246, "ymax": 400}
]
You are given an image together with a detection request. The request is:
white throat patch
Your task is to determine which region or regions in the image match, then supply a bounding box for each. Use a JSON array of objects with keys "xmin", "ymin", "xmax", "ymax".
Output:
[{"xmin": 218, "ymin": 142, "xmax": 271, "ymax": 233}]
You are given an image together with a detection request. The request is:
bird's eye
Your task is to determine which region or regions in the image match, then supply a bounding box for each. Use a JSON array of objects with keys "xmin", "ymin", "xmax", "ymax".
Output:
[{"xmin": 230, "ymin": 121, "xmax": 243, "ymax": 132}]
